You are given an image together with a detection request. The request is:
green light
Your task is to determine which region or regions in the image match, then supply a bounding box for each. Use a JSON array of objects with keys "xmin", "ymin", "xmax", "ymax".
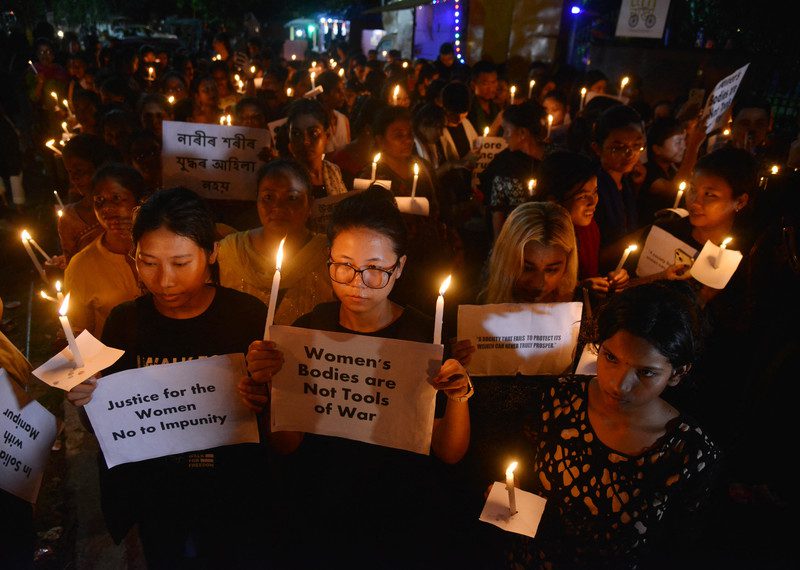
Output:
[{"xmin": 307, "ymin": 25, "xmax": 315, "ymax": 35}]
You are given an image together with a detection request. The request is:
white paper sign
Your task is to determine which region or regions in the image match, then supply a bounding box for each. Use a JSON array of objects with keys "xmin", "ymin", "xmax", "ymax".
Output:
[
  {"xmin": 574, "ymin": 343, "xmax": 598, "ymax": 376},
  {"xmin": 352, "ymin": 178, "xmax": 392, "ymax": 191},
  {"xmin": 636, "ymin": 225, "xmax": 698, "ymax": 277},
  {"xmin": 84, "ymin": 354, "xmax": 258, "ymax": 468},
  {"xmin": 457, "ymin": 303, "xmax": 582, "ymax": 377},
  {"xmin": 479, "ymin": 481, "xmax": 547, "ymax": 538},
  {"xmin": 704, "ymin": 64, "xmax": 750, "ymax": 134},
  {"xmin": 690, "ymin": 241, "xmax": 743, "ymax": 290},
  {"xmin": 162, "ymin": 120, "xmax": 268, "ymax": 201},
  {"xmin": 32, "ymin": 331, "xmax": 124, "ymax": 391},
  {"xmin": 615, "ymin": 0, "xmax": 670, "ymax": 39},
  {"xmin": 395, "ymin": 197, "xmax": 430, "ymax": 216},
  {"xmin": 0, "ymin": 370, "xmax": 58, "ymax": 503},
  {"xmin": 269, "ymin": 325, "xmax": 443, "ymax": 455},
  {"xmin": 472, "ymin": 136, "xmax": 508, "ymax": 188}
]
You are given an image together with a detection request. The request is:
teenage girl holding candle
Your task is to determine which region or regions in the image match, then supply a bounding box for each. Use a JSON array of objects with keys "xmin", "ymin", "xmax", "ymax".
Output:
[
  {"xmin": 66, "ymin": 188, "xmax": 269, "ymax": 568},
  {"xmin": 239, "ymin": 188, "xmax": 471, "ymax": 567}
]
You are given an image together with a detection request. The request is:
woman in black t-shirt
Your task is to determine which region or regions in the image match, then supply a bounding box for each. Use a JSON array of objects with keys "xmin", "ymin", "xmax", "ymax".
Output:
[
  {"xmin": 67, "ymin": 188, "xmax": 269, "ymax": 569},
  {"xmin": 240, "ymin": 188, "xmax": 472, "ymax": 567}
]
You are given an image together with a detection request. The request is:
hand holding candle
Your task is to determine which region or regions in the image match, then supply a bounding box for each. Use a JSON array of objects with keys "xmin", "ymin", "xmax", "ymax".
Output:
[
  {"xmin": 615, "ymin": 244, "xmax": 637, "ymax": 272},
  {"xmin": 58, "ymin": 293, "xmax": 85, "ymax": 368},
  {"xmin": 506, "ymin": 461, "xmax": 518, "ymax": 516},
  {"xmin": 433, "ymin": 275, "xmax": 452, "ymax": 345},
  {"xmin": 263, "ymin": 237, "xmax": 286, "ymax": 340},
  {"xmin": 411, "ymin": 162, "xmax": 419, "ymax": 198},
  {"xmin": 674, "ymin": 180, "xmax": 686, "ymax": 208}
]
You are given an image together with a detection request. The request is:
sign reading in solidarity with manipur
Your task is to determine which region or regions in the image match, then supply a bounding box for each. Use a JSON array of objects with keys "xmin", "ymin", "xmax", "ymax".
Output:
[
  {"xmin": 269, "ymin": 325, "xmax": 444, "ymax": 455},
  {"xmin": 84, "ymin": 354, "xmax": 259, "ymax": 468},
  {"xmin": 162, "ymin": 120, "xmax": 268, "ymax": 201}
]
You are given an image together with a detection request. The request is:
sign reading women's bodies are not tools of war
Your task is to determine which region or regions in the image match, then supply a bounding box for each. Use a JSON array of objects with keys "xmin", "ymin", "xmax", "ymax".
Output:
[
  {"xmin": 457, "ymin": 303, "xmax": 583, "ymax": 377},
  {"xmin": 269, "ymin": 325, "xmax": 444, "ymax": 455},
  {"xmin": 1, "ymin": 370, "xmax": 58, "ymax": 503},
  {"xmin": 84, "ymin": 354, "xmax": 259, "ymax": 468},
  {"xmin": 162, "ymin": 120, "xmax": 268, "ymax": 201}
]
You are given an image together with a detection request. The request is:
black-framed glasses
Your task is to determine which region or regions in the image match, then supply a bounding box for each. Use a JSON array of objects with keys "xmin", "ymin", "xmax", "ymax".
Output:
[{"xmin": 327, "ymin": 259, "xmax": 400, "ymax": 289}]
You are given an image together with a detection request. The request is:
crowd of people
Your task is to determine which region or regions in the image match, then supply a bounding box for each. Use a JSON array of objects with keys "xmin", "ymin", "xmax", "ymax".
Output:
[{"xmin": 1, "ymin": 20, "xmax": 798, "ymax": 569}]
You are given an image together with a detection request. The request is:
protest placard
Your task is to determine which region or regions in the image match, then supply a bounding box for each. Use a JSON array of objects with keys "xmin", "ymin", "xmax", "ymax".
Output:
[
  {"xmin": 162, "ymin": 120, "xmax": 268, "ymax": 201},
  {"xmin": 704, "ymin": 64, "xmax": 750, "ymax": 134},
  {"xmin": 636, "ymin": 225, "xmax": 698, "ymax": 277},
  {"xmin": 471, "ymin": 136, "xmax": 508, "ymax": 188},
  {"xmin": 269, "ymin": 325, "xmax": 443, "ymax": 455},
  {"xmin": 0, "ymin": 370, "xmax": 58, "ymax": 503},
  {"xmin": 457, "ymin": 303, "xmax": 582, "ymax": 376},
  {"xmin": 84, "ymin": 354, "xmax": 258, "ymax": 468},
  {"xmin": 615, "ymin": 0, "xmax": 671, "ymax": 39},
  {"xmin": 32, "ymin": 330, "xmax": 124, "ymax": 391}
]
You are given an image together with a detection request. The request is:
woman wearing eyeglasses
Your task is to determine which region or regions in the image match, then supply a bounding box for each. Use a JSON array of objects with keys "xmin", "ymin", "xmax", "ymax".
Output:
[
  {"xmin": 286, "ymin": 98, "xmax": 347, "ymax": 198},
  {"xmin": 239, "ymin": 188, "xmax": 471, "ymax": 567}
]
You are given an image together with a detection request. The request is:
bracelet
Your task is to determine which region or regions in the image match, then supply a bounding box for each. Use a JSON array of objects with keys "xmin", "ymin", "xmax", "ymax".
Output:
[{"xmin": 447, "ymin": 378, "xmax": 474, "ymax": 403}]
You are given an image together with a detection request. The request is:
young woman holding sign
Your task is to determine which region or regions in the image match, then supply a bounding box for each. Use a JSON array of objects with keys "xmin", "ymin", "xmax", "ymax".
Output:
[
  {"xmin": 240, "ymin": 188, "xmax": 471, "ymax": 567},
  {"xmin": 66, "ymin": 187, "xmax": 269, "ymax": 568}
]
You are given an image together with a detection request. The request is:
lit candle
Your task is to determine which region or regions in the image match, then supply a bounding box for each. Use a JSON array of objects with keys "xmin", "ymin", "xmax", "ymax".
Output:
[
  {"xmin": 234, "ymin": 73, "xmax": 241, "ymax": 83},
  {"xmin": 58, "ymin": 294, "xmax": 84, "ymax": 368},
  {"xmin": 53, "ymin": 190, "xmax": 65, "ymax": 209},
  {"xmin": 483, "ymin": 126, "xmax": 490, "ymax": 138},
  {"xmin": 168, "ymin": 95, "xmax": 175, "ymax": 105},
  {"xmin": 715, "ymin": 237, "xmax": 732, "ymax": 268},
  {"xmin": 55, "ymin": 280, "xmax": 64, "ymax": 303},
  {"xmin": 237, "ymin": 79, "xmax": 245, "ymax": 93},
  {"xmin": 506, "ymin": 461, "xmax": 518, "ymax": 516},
  {"xmin": 527, "ymin": 178, "xmax": 536, "ymax": 197},
  {"xmin": 411, "ymin": 162, "xmax": 419, "ymax": 198},
  {"xmin": 338, "ymin": 67, "xmax": 345, "ymax": 77},
  {"xmin": 147, "ymin": 67, "xmax": 155, "ymax": 81},
  {"xmin": 615, "ymin": 244, "xmax": 637, "ymax": 272},
  {"xmin": 673, "ymin": 180, "xmax": 686, "ymax": 208},
  {"xmin": 528, "ymin": 79, "xmax": 535, "ymax": 99},
  {"xmin": 28, "ymin": 60, "xmax": 38, "ymax": 75},
  {"xmin": 287, "ymin": 87, "xmax": 294, "ymax": 98},
  {"xmin": 392, "ymin": 84, "xmax": 400, "ymax": 106},
  {"xmin": 722, "ymin": 128, "xmax": 731, "ymax": 136},
  {"xmin": 510, "ymin": 85, "xmax": 517, "ymax": 105},
  {"xmin": 250, "ymin": 65, "xmax": 257, "ymax": 75},
  {"xmin": 329, "ymin": 58, "xmax": 336, "ymax": 68},
  {"xmin": 770, "ymin": 164, "xmax": 779, "ymax": 175},
  {"xmin": 310, "ymin": 71, "xmax": 316, "ymax": 89},
  {"xmin": 51, "ymin": 91, "xmax": 59, "ymax": 110},
  {"xmin": 291, "ymin": 54, "xmax": 297, "ymax": 61},
  {"xmin": 61, "ymin": 121, "xmax": 69, "ymax": 135},
  {"xmin": 226, "ymin": 114, "xmax": 232, "ymax": 126},
  {"xmin": 21, "ymin": 230, "xmax": 46, "ymax": 280},
  {"xmin": 311, "ymin": 61, "xmax": 317, "ymax": 69},
  {"xmin": 57, "ymin": 209, "xmax": 63, "ymax": 218},
  {"xmin": 433, "ymin": 275, "xmax": 451, "ymax": 345},
  {"xmin": 62, "ymin": 99, "xmax": 72, "ymax": 116},
  {"xmin": 547, "ymin": 114, "xmax": 554, "ymax": 139},
  {"xmin": 40, "ymin": 290, "xmax": 57, "ymax": 303},
  {"xmin": 619, "ymin": 76, "xmax": 629, "ymax": 96},
  {"xmin": 219, "ymin": 115, "xmax": 226, "ymax": 126},
  {"xmin": 371, "ymin": 153, "xmax": 381, "ymax": 181},
  {"xmin": 263, "ymin": 237, "xmax": 286, "ymax": 340},
  {"xmin": 580, "ymin": 87, "xmax": 587, "ymax": 111}
]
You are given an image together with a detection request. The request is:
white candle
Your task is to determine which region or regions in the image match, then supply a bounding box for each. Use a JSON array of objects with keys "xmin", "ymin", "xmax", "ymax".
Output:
[
  {"xmin": 40, "ymin": 291, "xmax": 57, "ymax": 303},
  {"xmin": 528, "ymin": 79, "xmax": 535, "ymax": 99},
  {"xmin": 53, "ymin": 190, "xmax": 65, "ymax": 208},
  {"xmin": 310, "ymin": 71, "xmax": 316, "ymax": 89},
  {"xmin": 411, "ymin": 162, "xmax": 419, "ymax": 198},
  {"xmin": 62, "ymin": 99, "xmax": 72, "ymax": 117},
  {"xmin": 673, "ymin": 180, "xmax": 686, "ymax": 208},
  {"xmin": 29, "ymin": 237, "xmax": 52, "ymax": 262},
  {"xmin": 147, "ymin": 67, "xmax": 155, "ymax": 81},
  {"xmin": 28, "ymin": 60, "xmax": 38, "ymax": 75},
  {"xmin": 51, "ymin": 91, "xmax": 59, "ymax": 111},
  {"xmin": 20, "ymin": 230, "xmax": 46, "ymax": 280},
  {"xmin": 619, "ymin": 76, "xmax": 629, "ymax": 97},
  {"xmin": 45, "ymin": 139, "xmax": 62, "ymax": 155},
  {"xmin": 58, "ymin": 293, "xmax": 84, "ymax": 368},
  {"xmin": 392, "ymin": 84, "xmax": 400, "ymax": 106},
  {"xmin": 371, "ymin": 153, "xmax": 381, "ymax": 181},
  {"xmin": 433, "ymin": 275, "xmax": 451, "ymax": 345},
  {"xmin": 263, "ymin": 237, "xmax": 286, "ymax": 340},
  {"xmin": 506, "ymin": 461, "xmax": 518, "ymax": 516},
  {"xmin": 55, "ymin": 280, "xmax": 64, "ymax": 303},
  {"xmin": 580, "ymin": 87, "xmax": 587, "ymax": 111},
  {"xmin": 615, "ymin": 244, "xmax": 637, "ymax": 272},
  {"xmin": 510, "ymin": 85, "xmax": 516, "ymax": 105},
  {"xmin": 527, "ymin": 178, "xmax": 536, "ymax": 197},
  {"xmin": 61, "ymin": 121, "xmax": 69, "ymax": 135},
  {"xmin": 547, "ymin": 114, "xmax": 554, "ymax": 139},
  {"xmin": 715, "ymin": 237, "xmax": 732, "ymax": 268}
]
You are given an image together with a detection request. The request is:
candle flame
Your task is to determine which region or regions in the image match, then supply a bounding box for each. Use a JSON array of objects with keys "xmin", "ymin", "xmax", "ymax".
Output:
[
  {"xmin": 338, "ymin": 68, "xmax": 345, "ymax": 77},
  {"xmin": 287, "ymin": 87, "xmax": 294, "ymax": 97},
  {"xmin": 59, "ymin": 292, "xmax": 71, "ymax": 316},
  {"xmin": 234, "ymin": 73, "xmax": 240, "ymax": 82},
  {"xmin": 148, "ymin": 66, "xmax": 154, "ymax": 74},
  {"xmin": 483, "ymin": 126, "xmax": 490, "ymax": 137},
  {"xmin": 528, "ymin": 179, "xmax": 536, "ymax": 192},
  {"xmin": 50, "ymin": 91, "xmax": 58, "ymax": 100},
  {"xmin": 250, "ymin": 65, "xmax": 256, "ymax": 74},
  {"xmin": 438, "ymin": 275, "xmax": 452, "ymax": 296},
  {"xmin": 393, "ymin": 84, "xmax": 400, "ymax": 98},
  {"xmin": 291, "ymin": 55, "xmax": 297, "ymax": 61},
  {"xmin": 46, "ymin": 138, "xmax": 56, "ymax": 148},
  {"xmin": 770, "ymin": 165, "xmax": 779, "ymax": 175},
  {"xmin": 413, "ymin": 162, "xmax": 419, "ymax": 175},
  {"xmin": 61, "ymin": 121, "xmax": 68, "ymax": 130},
  {"xmin": 373, "ymin": 152, "xmax": 381, "ymax": 164},
  {"xmin": 20, "ymin": 229, "xmax": 31, "ymax": 241},
  {"xmin": 678, "ymin": 180, "xmax": 687, "ymax": 191},
  {"xmin": 722, "ymin": 128, "xmax": 731, "ymax": 136},
  {"xmin": 168, "ymin": 95, "xmax": 175, "ymax": 104},
  {"xmin": 329, "ymin": 58, "xmax": 336, "ymax": 67},
  {"xmin": 219, "ymin": 116, "xmax": 225, "ymax": 125},
  {"xmin": 547, "ymin": 114, "xmax": 554, "ymax": 125},
  {"xmin": 581, "ymin": 87, "xmax": 587, "ymax": 95},
  {"xmin": 62, "ymin": 99, "xmax": 69, "ymax": 109},
  {"xmin": 57, "ymin": 209, "xmax": 64, "ymax": 217},
  {"xmin": 506, "ymin": 461, "xmax": 518, "ymax": 478},
  {"xmin": 510, "ymin": 85, "xmax": 516, "ymax": 95},
  {"xmin": 226, "ymin": 114, "xmax": 232, "ymax": 126},
  {"xmin": 621, "ymin": 76, "xmax": 630, "ymax": 88},
  {"xmin": 312, "ymin": 61, "xmax": 317, "ymax": 68},
  {"xmin": 720, "ymin": 237, "xmax": 732, "ymax": 250},
  {"xmin": 625, "ymin": 244, "xmax": 638, "ymax": 253},
  {"xmin": 529, "ymin": 79, "xmax": 535, "ymax": 89},
  {"xmin": 40, "ymin": 290, "xmax": 49, "ymax": 300},
  {"xmin": 276, "ymin": 237, "xmax": 286, "ymax": 271},
  {"xmin": 402, "ymin": 61, "xmax": 408, "ymax": 68},
  {"xmin": 55, "ymin": 280, "xmax": 62, "ymax": 292}
]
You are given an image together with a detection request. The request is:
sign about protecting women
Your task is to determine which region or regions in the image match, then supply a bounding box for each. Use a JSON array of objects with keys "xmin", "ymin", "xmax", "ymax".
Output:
[
  {"xmin": 457, "ymin": 303, "xmax": 582, "ymax": 377},
  {"xmin": 615, "ymin": 0, "xmax": 671, "ymax": 39},
  {"xmin": 84, "ymin": 354, "xmax": 259, "ymax": 468},
  {"xmin": 636, "ymin": 225, "xmax": 698, "ymax": 277},
  {"xmin": 162, "ymin": 120, "xmax": 268, "ymax": 201},
  {"xmin": 704, "ymin": 64, "xmax": 750, "ymax": 134},
  {"xmin": 1, "ymin": 370, "xmax": 58, "ymax": 503},
  {"xmin": 471, "ymin": 136, "xmax": 508, "ymax": 188},
  {"xmin": 269, "ymin": 325, "xmax": 443, "ymax": 455}
]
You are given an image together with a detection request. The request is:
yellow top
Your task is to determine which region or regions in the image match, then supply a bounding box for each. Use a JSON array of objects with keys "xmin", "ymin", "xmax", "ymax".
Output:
[{"xmin": 64, "ymin": 235, "xmax": 142, "ymax": 338}]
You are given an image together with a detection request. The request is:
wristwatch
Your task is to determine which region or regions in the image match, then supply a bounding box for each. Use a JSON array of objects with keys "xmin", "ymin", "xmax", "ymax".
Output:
[{"xmin": 448, "ymin": 378, "xmax": 474, "ymax": 403}]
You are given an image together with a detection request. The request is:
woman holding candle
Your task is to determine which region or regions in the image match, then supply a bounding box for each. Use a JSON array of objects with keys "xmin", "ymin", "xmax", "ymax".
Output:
[
  {"xmin": 218, "ymin": 159, "xmax": 334, "ymax": 324},
  {"xmin": 239, "ymin": 188, "xmax": 471, "ymax": 567},
  {"xmin": 513, "ymin": 281, "xmax": 720, "ymax": 568},
  {"xmin": 63, "ymin": 164, "xmax": 146, "ymax": 338},
  {"xmin": 286, "ymin": 98, "xmax": 347, "ymax": 198},
  {"xmin": 65, "ymin": 187, "xmax": 269, "ymax": 568}
]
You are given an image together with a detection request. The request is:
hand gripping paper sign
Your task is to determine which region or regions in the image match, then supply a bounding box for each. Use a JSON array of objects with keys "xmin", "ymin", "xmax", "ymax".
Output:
[
  {"xmin": 1, "ymin": 370, "xmax": 58, "ymax": 503},
  {"xmin": 457, "ymin": 303, "xmax": 582, "ymax": 377},
  {"xmin": 84, "ymin": 354, "xmax": 259, "ymax": 468},
  {"xmin": 636, "ymin": 225, "xmax": 698, "ymax": 278},
  {"xmin": 269, "ymin": 325, "xmax": 443, "ymax": 455}
]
